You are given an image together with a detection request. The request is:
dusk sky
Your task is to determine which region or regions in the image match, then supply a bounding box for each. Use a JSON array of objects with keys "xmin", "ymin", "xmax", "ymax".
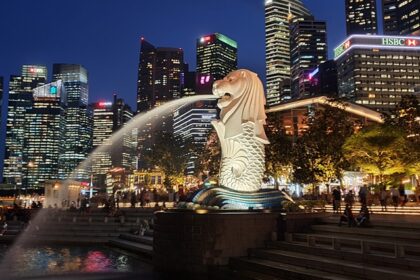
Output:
[
  {"xmin": 0, "ymin": 0, "xmax": 385, "ymax": 166},
  {"xmin": 0, "ymin": 0, "xmax": 368, "ymax": 109}
]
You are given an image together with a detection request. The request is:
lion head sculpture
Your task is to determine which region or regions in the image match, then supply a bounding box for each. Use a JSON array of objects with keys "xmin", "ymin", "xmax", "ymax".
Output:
[{"xmin": 212, "ymin": 69, "xmax": 269, "ymax": 143}]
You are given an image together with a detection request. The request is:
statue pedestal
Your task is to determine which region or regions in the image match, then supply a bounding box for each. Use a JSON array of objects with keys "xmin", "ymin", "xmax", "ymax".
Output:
[{"xmin": 154, "ymin": 209, "xmax": 280, "ymax": 276}]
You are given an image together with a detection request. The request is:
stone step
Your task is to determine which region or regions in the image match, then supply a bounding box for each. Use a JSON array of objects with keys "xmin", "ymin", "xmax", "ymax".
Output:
[
  {"xmin": 250, "ymin": 249, "xmax": 420, "ymax": 280},
  {"xmin": 119, "ymin": 234, "xmax": 153, "ymax": 245},
  {"xmin": 311, "ymin": 224, "xmax": 420, "ymax": 240},
  {"xmin": 30, "ymin": 225, "xmax": 137, "ymax": 232},
  {"xmin": 319, "ymin": 216, "xmax": 420, "ymax": 230},
  {"xmin": 230, "ymin": 257, "xmax": 360, "ymax": 280},
  {"xmin": 267, "ymin": 241, "xmax": 420, "ymax": 271},
  {"xmin": 109, "ymin": 238, "xmax": 153, "ymax": 257},
  {"xmin": 26, "ymin": 235, "xmax": 110, "ymax": 244},
  {"xmin": 232, "ymin": 268, "xmax": 285, "ymax": 280},
  {"xmin": 28, "ymin": 231, "xmax": 123, "ymax": 237}
]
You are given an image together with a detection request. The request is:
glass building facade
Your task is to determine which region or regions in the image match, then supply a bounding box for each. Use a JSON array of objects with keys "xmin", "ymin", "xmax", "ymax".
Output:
[
  {"xmin": 196, "ymin": 33, "xmax": 237, "ymax": 83},
  {"xmin": 265, "ymin": 0, "xmax": 311, "ymax": 106},
  {"xmin": 52, "ymin": 64, "xmax": 92, "ymax": 181},
  {"xmin": 345, "ymin": 0, "xmax": 378, "ymax": 36},
  {"xmin": 383, "ymin": 0, "xmax": 420, "ymax": 36},
  {"xmin": 290, "ymin": 16, "xmax": 328, "ymax": 99},
  {"xmin": 24, "ymin": 81, "xmax": 66, "ymax": 189},
  {"xmin": 335, "ymin": 35, "xmax": 420, "ymax": 112},
  {"xmin": 3, "ymin": 65, "xmax": 47, "ymax": 189}
]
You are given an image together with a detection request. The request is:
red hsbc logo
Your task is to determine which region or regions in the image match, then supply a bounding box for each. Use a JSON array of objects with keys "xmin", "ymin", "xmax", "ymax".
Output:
[{"xmin": 406, "ymin": 39, "xmax": 417, "ymax": 46}]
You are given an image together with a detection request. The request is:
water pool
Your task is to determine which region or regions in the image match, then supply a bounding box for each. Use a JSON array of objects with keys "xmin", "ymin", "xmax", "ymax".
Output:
[{"xmin": 0, "ymin": 244, "xmax": 154, "ymax": 279}]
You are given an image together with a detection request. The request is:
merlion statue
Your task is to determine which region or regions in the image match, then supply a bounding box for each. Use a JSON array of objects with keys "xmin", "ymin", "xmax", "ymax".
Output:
[
  {"xmin": 212, "ymin": 69, "xmax": 269, "ymax": 192},
  {"xmin": 191, "ymin": 69, "xmax": 283, "ymax": 209}
]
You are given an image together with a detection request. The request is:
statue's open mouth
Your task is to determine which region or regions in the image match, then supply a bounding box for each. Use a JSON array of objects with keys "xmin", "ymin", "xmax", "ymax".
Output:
[{"xmin": 221, "ymin": 92, "xmax": 231, "ymax": 101}]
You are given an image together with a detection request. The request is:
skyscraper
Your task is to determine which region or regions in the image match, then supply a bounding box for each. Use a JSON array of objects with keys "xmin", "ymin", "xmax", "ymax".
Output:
[
  {"xmin": 196, "ymin": 33, "xmax": 237, "ymax": 84},
  {"xmin": 290, "ymin": 16, "xmax": 328, "ymax": 99},
  {"xmin": 3, "ymin": 65, "xmax": 47, "ymax": 188},
  {"xmin": 91, "ymin": 101, "xmax": 113, "ymax": 188},
  {"xmin": 52, "ymin": 64, "xmax": 92, "ymax": 181},
  {"xmin": 112, "ymin": 94, "xmax": 136, "ymax": 170},
  {"xmin": 383, "ymin": 0, "xmax": 420, "ymax": 36},
  {"xmin": 345, "ymin": 0, "xmax": 378, "ymax": 36},
  {"xmin": 335, "ymin": 35, "xmax": 420, "ymax": 112},
  {"xmin": 136, "ymin": 38, "xmax": 184, "ymax": 113},
  {"xmin": 24, "ymin": 81, "xmax": 66, "ymax": 189},
  {"xmin": 265, "ymin": 0, "xmax": 311, "ymax": 106}
]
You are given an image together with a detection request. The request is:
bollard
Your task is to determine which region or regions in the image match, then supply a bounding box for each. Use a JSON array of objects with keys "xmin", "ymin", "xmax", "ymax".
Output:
[
  {"xmin": 104, "ymin": 217, "xmax": 108, "ymax": 223},
  {"xmin": 88, "ymin": 217, "xmax": 92, "ymax": 224},
  {"xmin": 72, "ymin": 217, "xmax": 77, "ymax": 223}
]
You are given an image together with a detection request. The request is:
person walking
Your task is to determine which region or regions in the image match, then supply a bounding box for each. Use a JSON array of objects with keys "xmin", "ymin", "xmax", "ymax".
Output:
[
  {"xmin": 379, "ymin": 187, "xmax": 388, "ymax": 211},
  {"xmin": 344, "ymin": 190, "xmax": 355, "ymax": 207},
  {"xmin": 359, "ymin": 185, "xmax": 368, "ymax": 206},
  {"xmin": 332, "ymin": 187, "xmax": 342, "ymax": 214},
  {"xmin": 391, "ymin": 186, "xmax": 400, "ymax": 211},
  {"xmin": 399, "ymin": 184, "xmax": 407, "ymax": 207}
]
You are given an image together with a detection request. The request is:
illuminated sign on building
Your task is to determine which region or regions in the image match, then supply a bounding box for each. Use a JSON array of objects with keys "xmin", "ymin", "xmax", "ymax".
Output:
[
  {"xmin": 50, "ymin": 86, "xmax": 57, "ymax": 95},
  {"xmin": 334, "ymin": 35, "xmax": 420, "ymax": 59},
  {"xmin": 98, "ymin": 102, "xmax": 112, "ymax": 107}
]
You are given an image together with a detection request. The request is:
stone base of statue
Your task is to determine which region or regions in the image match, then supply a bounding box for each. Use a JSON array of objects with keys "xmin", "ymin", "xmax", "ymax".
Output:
[
  {"xmin": 153, "ymin": 209, "xmax": 281, "ymax": 277},
  {"xmin": 191, "ymin": 186, "xmax": 283, "ymax": 210}
]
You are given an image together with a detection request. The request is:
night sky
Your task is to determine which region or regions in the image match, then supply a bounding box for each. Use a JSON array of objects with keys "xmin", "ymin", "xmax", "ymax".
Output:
[{"xmin": 0, "ymin": 0, "xmax": 383, "ymax": 174}]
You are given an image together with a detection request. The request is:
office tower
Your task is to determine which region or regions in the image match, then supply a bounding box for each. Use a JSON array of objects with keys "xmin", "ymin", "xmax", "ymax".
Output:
[
  {"xmin": 0, "ymin": 76, "xmax": 3, "ymax": 129},
  {"xmin": 383, "ymin": 0, "xmax": 420, "ymax": 36},
  {"xmin": 290, "ymin": 16, "xmax": 327, "ymax": 99},
  {"xmin": 136, "ymin": 38, "xmax": 184, "ymax": 113},
  {"xmin": 24, "ymin": 81, "xmax": 66, "ymax": 189},
  {"xmin": 265, "ymin": 0, "xmax": 311, "ymax": 106},
  {"xmin": 308, "ymin": 60, "xmax": 338, "ymax": 96},
  {"xmin": 91, "ymin": 101, "xmax": 113, "ymax": 188},
  {"xmin": 196, "ymin": 33, "xmax": 237, "ymax": 85},
  {"xmin": 182, "ymin": 64, "xmax": 196, "ymax": 97},
  {"xmin": 112, "ymin": 94, "xmax": 136, "ymax": 170},
  {"xmin": 335, "ymin": 35, "xmax": 420, "ymax": 112},
  {"xmin": 52, "ymin": 64, "xmax": 92, "ymax": 181},
  {"xmin": 3, "ymin": 65, "xmax": 47, "ymax": 188},
  {"xmin": 345, "ymin": 0, "xmax": 378, "ymax": 35},
  {"xmin": 173, "ymin": 101, "xmax": 218, "ymax": 175}
]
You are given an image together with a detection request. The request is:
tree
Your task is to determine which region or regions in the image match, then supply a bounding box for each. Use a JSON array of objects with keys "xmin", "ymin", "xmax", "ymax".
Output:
[
  {"xmin": 385, "ymin": 95, "xmax": 420, "ymax": 176},
  {"xmin": 291, "ymin": 103, "xmax": 355, "ymax": 188},
  {"xmin": 196, "ymin": 130, "xmax": 221, "ymax": 178},
  {"xmin": 343, "ymin": 125, "xmax": 407, "ymax": 183},
  {"xmin": 265, "ymin": 113, "xmax": 294, "ymax": 187},
  {"xmin": 143, "ymin": 131, "xmax": 192, "ymax": 189}
]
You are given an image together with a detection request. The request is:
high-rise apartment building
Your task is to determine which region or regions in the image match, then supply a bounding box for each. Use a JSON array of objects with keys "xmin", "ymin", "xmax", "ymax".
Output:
[
  {"xmin": 335, "ymin": 35, "xmax": 420, "ymax": 112},
  {"xmin": 24, "ymin": 81, "xmax": 66, "ymax": 189},
  {"xmin": 290, "ymin": 16, "xmax": 328, "ymax": 99},
  {"xmin": 91, "ymin": 101, "xmax": 113, "ymax": 188},
  {"xmin": 345, "ymin": 0, "xmax": 378, "ymax": 36},
  {"xmin": 136, "ymin": 38, "xmax": 184, "ymax": 113},
  {"xmin": 265, "ymin": 0, "xmax": 311, "ymax": 106},
  {"xmin": 383, "ymin": 0, "xmax": 420, "ymax": 36},
  {"xmin": 52, "ymin": 64, "xmax": 92, "ymax": 181},
  {"xmin": 196, "ymin": 33, "xmax": 237, "ymax": 84},
  {"xmin": 3, "ymin": 65, "xmax": 47, "ymax": 188}
]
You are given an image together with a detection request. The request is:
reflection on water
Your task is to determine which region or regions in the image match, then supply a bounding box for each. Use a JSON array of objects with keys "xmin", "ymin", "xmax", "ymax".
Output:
[{"xmin": 0, "ymin": 244, "xmax": 152, "ymax": 277}]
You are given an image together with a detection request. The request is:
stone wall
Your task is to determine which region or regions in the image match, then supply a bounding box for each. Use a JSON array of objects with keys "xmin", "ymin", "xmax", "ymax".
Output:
[{"xmin": 154, "ymin": 210, "xmax": 280, "ymax": 275}]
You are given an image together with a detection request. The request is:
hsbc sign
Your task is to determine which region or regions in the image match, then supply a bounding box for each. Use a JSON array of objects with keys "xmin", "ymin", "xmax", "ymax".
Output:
[{"xmin": 382, "ymin": 38, "xmax": 418, "ymax": 46}]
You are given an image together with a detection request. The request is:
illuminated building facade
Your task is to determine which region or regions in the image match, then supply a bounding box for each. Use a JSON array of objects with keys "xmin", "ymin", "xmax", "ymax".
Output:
[
  {"xmin": 112, "ymin": 94, "xmax": 136, "ymax": 170},
  {"xmin": 265, "ymin": 0, "xmax": 311, "ymax": 106},
  {"xmin": 196, "ymin": 33, "xmax": 237, "ymax": 83},
  {"xmin": 25, "ymin": 81, "xmax": 66, "ymax": 189},
  {"xmin": 345, "ymin": 0, "xmax": 378, "ymax": 36},
  {"xmin": 53, "ymin": 64, "xmax": 92, "ymax": 181},
  {"xmin": 136, "ymin": 38, "xmax": 184, "ymax": 113},
  {"xmin": 290, "ymin": 16, "xmax": 327, "ymax": 99},
  {"xmin": 91, "ymin": 101, "xmax": 114, "ymax": 188},
  {"xmin": 173, "ymin": 101, "xmax": 217, "ymax": 175},
  {"xmin": 307, "ymin": 60, "xmax": 338, "ymax": 96},
  {"xmin": 3, "ymin": 65, "xmax": 47, "ymax": 189},
  {"xmin": 383, "ymin": 0, "xmax": 420, "ymax": 36},
  {"xmin": 335, "ymin": 35, "xmax": 420, "ymax": 112}
]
